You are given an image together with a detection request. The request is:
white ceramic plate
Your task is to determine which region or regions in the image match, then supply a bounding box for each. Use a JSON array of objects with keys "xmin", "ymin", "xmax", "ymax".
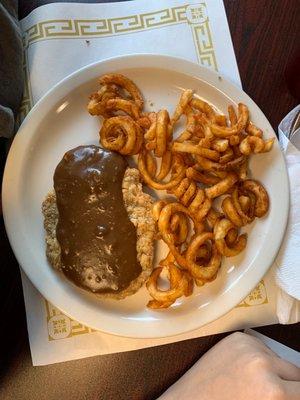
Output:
[{"xmin": 2, "ymin": 55, "xmax": 289, "ymax": 338}]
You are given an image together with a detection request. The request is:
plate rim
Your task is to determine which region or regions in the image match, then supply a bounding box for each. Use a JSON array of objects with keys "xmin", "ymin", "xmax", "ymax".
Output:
[{"xmin": 2, "ymin": 54, "xmax": 289, "ymax": 338}]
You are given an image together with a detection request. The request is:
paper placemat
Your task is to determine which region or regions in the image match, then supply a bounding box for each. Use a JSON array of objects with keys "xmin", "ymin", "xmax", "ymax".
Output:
[{"xmin": 19, "ymin": 0, "xmax": 281, "ymax": 366}]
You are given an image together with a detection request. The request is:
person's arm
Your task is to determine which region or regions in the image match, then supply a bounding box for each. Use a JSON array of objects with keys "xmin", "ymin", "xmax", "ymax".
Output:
[{"xmin": 159, "ymin": 332, "xmax": 300, "ymax": 400}]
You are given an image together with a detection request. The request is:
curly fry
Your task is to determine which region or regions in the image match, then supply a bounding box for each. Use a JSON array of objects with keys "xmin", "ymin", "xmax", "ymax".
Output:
[
  {"xmin": 157, "ymin": 202, "xmax": 194, "ymax": 269},
  {"xmin": 145, "ymin": 116, "xmax": 157, "ymax": 144},
  {"xmin": 156, "ymin": 150, "xmax": 173, "ymax": 181},
  {"xmin": 173, "ymin": 142, "xmax": 220, "ymax": 161},
  {"xmin": 145, "ymin": 151, "xmax": 157, "ymax": 177},
  {"xmin": 172, "ymin": 178, "xmax": 212, "ymax": 221},
  {"xmin": 186, "ymin": 167, "xmax": 221, "ymax": 185},
  {"xmin": 155, "ymin": 109, "xmax": 171, "ymax": 157},
  {"xmin": 170, "ymin": 213, "xmax": 189, "ymax": 245},
  {"xmin": 205, "ymin": 172, "xmax": 238, "ymax": 199},
  {"xmin": 176, "ymin": 130, "xmax": 192, "ymax": 143},
  {"xmin": 246, "ymin": 122, "xmax": 263, "ymax": 137},
  {"xmin": 160, "ymin": 251, "xmax": 176, "ymax": 266},
  {"xmin": 171, "ymin": 89, "xmax": 194, "ymax": 125},
  {"xmin": 231, "ymin": 186, "xmax": 256, "ymax": 224},
  {"xmin": 105, "ymin": 98, "xmax": 140, "ymax": 120},
  {"xmin": 214, "ymin": 218, "xmax": 247, "ymax": 257},
  {"xmin": 99, "ymin": 73, "xmax": 144, "ymax": 109},
  {"xmin": 222, "ymin": 196, "xmax": 244, "ymax": 227},
  {"xmin": 241, "ymin": 180, "xmax": 269, "ymax": 217},
  {"xmin": 219, "ymin": 147, "xmax": 234, "ymax": 164},
  {"xmin": 87, "ymin": 84, "xmax": 119, "ymax": 117},
  {"xmin": 214, "ymin": 115, "xmax": 227, "ymax": 126},
  {"xmin": 186, "ymin": 232, "xmax": 222, "ymax": 281},
  {"xmin": 210, "ymin": 103, "xmax": 249, "ymax": 137},
  {"xmin": 138, "ymin": 150, "xmax": 186, "ymax": 190},
  {"xmin": 239, "ymin": 136, "xmax": 265, "ymax": 155},
  {"xmin": 211, "ymin": 139, "xmax": 229, "ymax": 152},
  {"xmin": 262, "ymin": 138, "xmax": 275, "ymax": 152},
  {"xmin": 240, "ymin": 136, "xmax": 275, "ymax": 155},
  {"xmin": 144, "ymin": 110, "xmax": 171, "ymax": 157},
  {"xmin": 100, "ymin": 116, "xmax": 143, "ymax": 155},
  {"xmin": 206, "ymin": 207, "xmax": 223, "ymax": 229},
  {"xmin": 229, "ymin": 135, "xmax": 241, "ymax": 146},
  {"xmin": 147, "ymin": 264, "xmax": 193, "ymax": 309},
  {"xmin": 175, "ymin": 106, "xmax": 196, "ymax": 143},
  {"xmin": 143, "ymin": 149, "xmax": 172, "ymax": 181},
  {"xmin": 152, "ymin": 200, "xmax": 167, "ymax": 222},
  {"xmin": 228, "ymin": 105, "xmax": 237, "ymax": 126},
  {"xmin": 195, "ymin": 155, "xmax": 245, "ymax": 172},
  {"xmin": 190, "ymin": 98, "xmax": 216, "ymax": 119}
]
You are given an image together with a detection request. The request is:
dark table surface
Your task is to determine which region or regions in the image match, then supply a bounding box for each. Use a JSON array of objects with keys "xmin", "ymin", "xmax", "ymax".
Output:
[{"xmin": 0, "ymin": 1, "xmax": 299, "ymax": 399}]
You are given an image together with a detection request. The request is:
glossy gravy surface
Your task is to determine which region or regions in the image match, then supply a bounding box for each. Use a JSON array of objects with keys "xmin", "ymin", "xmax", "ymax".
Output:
[{"xmin": 54, "ymin": 145, "xmax": 141, "ymax": 293}]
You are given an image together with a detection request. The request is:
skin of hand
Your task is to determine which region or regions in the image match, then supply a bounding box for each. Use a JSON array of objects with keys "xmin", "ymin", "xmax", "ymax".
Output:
[{"xmin": 159, "ymin": 332, "xmax": 300, "ymax": 400}]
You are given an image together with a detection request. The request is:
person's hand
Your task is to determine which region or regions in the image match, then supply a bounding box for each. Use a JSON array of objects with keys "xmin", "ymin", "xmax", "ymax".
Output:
[{"xmin": 159, "ymin": 332, "xmax": 300, "ymax": 400}]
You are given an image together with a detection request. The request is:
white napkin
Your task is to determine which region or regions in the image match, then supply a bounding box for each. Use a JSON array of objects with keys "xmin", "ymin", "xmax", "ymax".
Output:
[{"xmin": 275, "ymin": 105, "xmax": 300, "ymax": 323}]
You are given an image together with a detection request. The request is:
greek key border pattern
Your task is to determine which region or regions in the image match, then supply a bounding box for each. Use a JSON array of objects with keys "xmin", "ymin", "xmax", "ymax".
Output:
[
  {"xmin": 23, "ymin": 5, "xmax": 189, "ymax": 48},
  {"xmin": 16, "ymin": 50, "xmax": 32, "ymax": 125},
  {"xmin": 191, "ymin": 21, "xmax": 218, "ymax": 71}
]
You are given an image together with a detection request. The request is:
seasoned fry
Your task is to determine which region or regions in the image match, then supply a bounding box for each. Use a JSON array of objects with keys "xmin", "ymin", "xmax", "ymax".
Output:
[
  {"xmin": 231, "ymin": 187, "xmax": 256, "ymax": 224},
  {"xmin": 211, "ymin": 139, "xmax": 229, "ymax": 152},
  {"xmin": 145, "ymin": 110, "xmax": 171, "ymax": 157},
  {"xmin": 241, "ymin": 180, "xmax": 269, "ymax": 217},
  {"xmin": 186, "ymin": 233, "xmax": 222, "ymax": 281},
  {"xmin": 171, "ymin": 89, "xmax": 194, "ymax": 125},
  {"xmin": 214, "ymin": 218, "xmax": 247, "ymax": 257},
  {"xmin": 88, "ymin": 74, "xmax": 274, "ymax": 310},
  {"xmin": 246, "ymin": 122, "xmax": 263, "ymax": 137},
  {"xmin": 228, "ymin": 105, "xmax": 237, "ymax": 126},
  {"xmin": 222, "ymin": 196, "xmax": 244, "ymax": 227},
  {"xmin": 210, "ymin": 103, "xmax": 249, "ymax": 137},
  {"xmin": 206, "ymin": 207, "xmax": 223, "ymax": 229},
  {"xmin": 171, "ymin": 178, "xmax": 212, "ymax": 221},
  {"xmin": 173, "ymin": 142, "xmax": 220, "ymax": 161},
  {"xmin": 105, "ymin": 98, "xmax": 140, "ymax": 119},
  {"xmin": 100, "ymin": 116, "xmax": 143, "ymax": 155},
  {"xmin": 152, "ymin": 200, "xmax": 167, "ymax": 222},
  {"xmin": 145, "ymin": 151, "xmax": 157, "ymax": 177},
  {"xmin": 87, "ymin": 84, "xmax": 120, "ymax": 117},
  {"xmin": 190, "ymin": 98, "xmax": 215, "ymax": 119},
  {"xmin": 240, "ymin": 136, "xmax": 265, "ymax": 155},
  {"xmin": 176, "ymin": 130, "xmax": 192, "ymax": 143},
  {"xmin": 138, "ymin": 150, "xmax": 186, "ymax": 190},
  {"xmin": 99, "ymin": 73, "xmax": 144, "ymax": 109},
  {"xmin": 156, "ymin": 150, "xmax": 173, "ymax": 181},
  {"xmin": 205, "ymin": 172, "xmax": 238, "ymax": 199},
  {"xmin": 229, "ymin": 135, "xmax": 241, "ymax": 146},
  {"xmin": 175, "ymin": 108, "xmax": 196, "ymax": 143},
  {"xmin": 214, "ymin": 115, "xmax": 227, "ymax": 126},
  {"xmin": 170, "ymin": 213, "xmax": 189, "ymax": 245},
  {"xmin": 155, "ymin": 109, "xmax": 171, "ymax": 157},
  {"xmin": 195, "ymin": 155, "xmax": 245, "ymax": 172},
  {"xmin": 186, "ymin": 167, "xmax": 221, "ymax": 185},
  {"xmin": 147, "ymin": 264, "xmax": 193, "ymax": 308},
  {"xmin": 262, "ymin": 138, "xmax": 275, "ymax": 152},
  {"xmin": 219, "ymin": 147, "xmax": 234, "ymax": 164}
]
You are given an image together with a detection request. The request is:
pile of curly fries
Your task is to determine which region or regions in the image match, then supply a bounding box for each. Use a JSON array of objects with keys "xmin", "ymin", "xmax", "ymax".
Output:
[{"xmin": 88, "ymin": 73, "xmax": 274, "ymax": 309}]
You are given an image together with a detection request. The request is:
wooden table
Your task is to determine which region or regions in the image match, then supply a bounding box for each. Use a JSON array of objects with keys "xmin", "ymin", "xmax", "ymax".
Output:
[{"xmin": 0, "ymin": 1, "xmax": 299, "ymax": 399}]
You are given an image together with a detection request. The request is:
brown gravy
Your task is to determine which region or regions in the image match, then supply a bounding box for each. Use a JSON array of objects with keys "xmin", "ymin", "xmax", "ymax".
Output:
[{"xmin": 54, "ymin": 145, "xmax": 141, "ymax": 293}]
